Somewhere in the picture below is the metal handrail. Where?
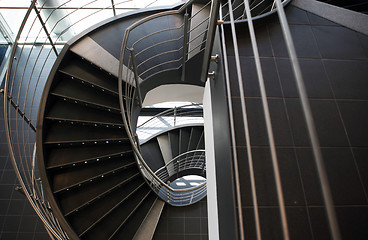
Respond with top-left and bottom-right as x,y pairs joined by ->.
118,0 -> 215,206
136,104 -> 203,143
2,0 -> 289,237
3,0 -> 188,239
155,150 -> 206,182
221,0 -> 291,22
137,103 -> 203,127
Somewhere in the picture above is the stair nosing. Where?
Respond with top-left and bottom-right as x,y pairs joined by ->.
59,69 -> 119,96
64,172 -> 141,217
44,137 -> 129,145
45,117 -> 125,127
47,150 -> 133,170
52,162 -> 136,193
50,92 -> 120,112
107,190 -> 152,240
78,182 -> 146,237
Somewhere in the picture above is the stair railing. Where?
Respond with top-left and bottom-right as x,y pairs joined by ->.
3,0 -> 186,239
119,0 -> 220,206
136,103 -> 204,143
154,149 -> 206,183
221,0 -> 291,22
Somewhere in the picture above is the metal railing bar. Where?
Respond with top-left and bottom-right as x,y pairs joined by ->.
200,0 -> 220,82
132,24 -> 184,48
227,1 -> 259,240
187,15 -> 210,34
138,57 -> 182,78
1,91 -> 36,132
186,39 -> 207,55
136,47 -> 183,69
244,0 -> 290,239
137,104 -> 202,127
188,0 -> 212,20
33,5 -> 59,56
181,12 -> 189,81
222,1 -> 244,19
135,36 -> 184,58
274,0 -> 341,239
111,0 -> 116,16
187,27 -> 208,45
218,6 -> 246,240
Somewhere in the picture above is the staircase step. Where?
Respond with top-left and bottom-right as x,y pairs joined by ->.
157,134 -> 173,165
188,127 -> 203,151
51,77 -> 120,111
59,55 -> 118,95
140,139 -> 165,172
52,156 -> 135,193
46,144 -> 132,169
132,198 -> 165,240
111,193 -> 158,240
197,129 -> 205,149
81,185 -> 152,240
179,127 -> 190,155
68,180 -> 145,237
168,129 -> 180,158
44,122 -> 128,144
46,99 -> 124,126
58,168 -> 140,216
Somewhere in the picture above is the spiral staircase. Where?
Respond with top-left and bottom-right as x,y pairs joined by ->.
3,0 -> 291,239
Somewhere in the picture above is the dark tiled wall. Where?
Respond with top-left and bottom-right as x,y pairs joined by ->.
0,45 -> 59,239
153,198 -> 208,240
225,6 -> 368,240
0,91 -> 49,240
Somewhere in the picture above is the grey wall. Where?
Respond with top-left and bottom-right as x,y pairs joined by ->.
225,5 -> 368,240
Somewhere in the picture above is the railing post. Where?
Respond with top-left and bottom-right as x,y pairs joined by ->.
174,106 -> 177,126
129,48 -> 143,107
200,0 -> 221,83
1,89 -> 37,132
181,12 -> 189,81
33,5 -> 58,56
111,0 -> 116,16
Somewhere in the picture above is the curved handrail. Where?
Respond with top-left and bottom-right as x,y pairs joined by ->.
155,149 -> 206,183
118,0 -> 215,206
137,103 -> 203,128
221,0 -> 291,23
3,0 -> 188,239
137,104 -> 204,143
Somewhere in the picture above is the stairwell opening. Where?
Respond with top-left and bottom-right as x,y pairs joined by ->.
136,101 -> 207,205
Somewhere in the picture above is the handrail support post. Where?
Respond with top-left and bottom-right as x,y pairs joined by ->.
33,5 -> 58,56
181,13 -> 189,82
129,48 -> 143,108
